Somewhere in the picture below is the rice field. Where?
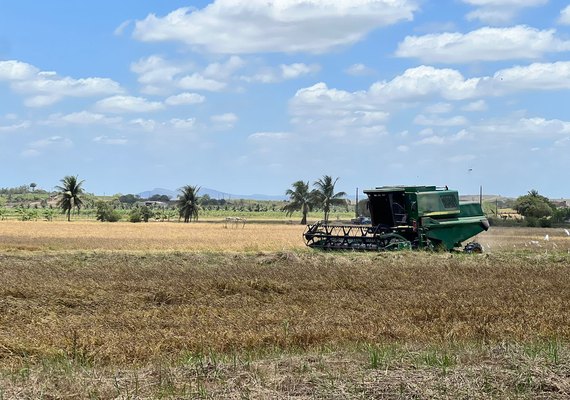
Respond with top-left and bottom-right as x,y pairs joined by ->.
0,221 -> 569,398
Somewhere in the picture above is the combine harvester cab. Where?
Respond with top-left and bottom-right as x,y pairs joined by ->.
304,186 -> 489,252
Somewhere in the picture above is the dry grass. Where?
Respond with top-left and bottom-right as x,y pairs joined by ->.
1,220 -> 570,253
0,220 -> 306,252
1,222 -> 570,398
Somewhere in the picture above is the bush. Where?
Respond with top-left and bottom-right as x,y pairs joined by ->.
539,217 -> 552,228
95,201 -> 121,222
129,208 -> 142,223
525,216 -> 537,227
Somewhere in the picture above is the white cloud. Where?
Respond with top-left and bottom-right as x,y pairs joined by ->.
179,73 -> 226,91
369,66 -> 479,101
560,5 -> 570,25
203,56 -> 246,79
423,102 -> 452,114
461,0 -> 547,24
280,63 -> 320,79
476,117 -> 570,137
0,121 -> 31,132
165,92 -> 206,106
114,20 -> 132,36
242,63 -> 320,83
483,61 -> 570,93
414,129 -> 471,145
397,145 -> 409,152
210,113 -> 238,129
290,82 -> 390,137
168,118 -> 197,130
1,60 -> 123,107
131,55 -> 185,92
414,114 -> 468,126
130,118 -> 157,132
0,60 -> 38,80
345,63 -> 375,76
290,62 -> 570,140
133,1 -> 418,54
41,111 -> 121,126
21,136 -> 73,157
396,26 -> 570,63
93,136 -> 128,145
95,96 -> 164,113
462,100 -> 487,112
21,149 -> 41,158
248,132 -> 292,141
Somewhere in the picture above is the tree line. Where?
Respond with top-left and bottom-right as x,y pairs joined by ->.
40,174 -> 349,224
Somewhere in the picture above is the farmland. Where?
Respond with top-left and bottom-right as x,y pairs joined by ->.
0,222 -> 570,398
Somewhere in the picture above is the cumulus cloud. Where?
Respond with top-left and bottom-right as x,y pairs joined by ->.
461,0 -> 547,24
423,102 -> 452,114
290,82 -> 390,137
290,62 -> 570,139
559,5 -> 570,25
131,55 -> 244,94
369,66 -> 479,101
462,100 -> 487,112
0,60 -> 123,107
242,63 -> 320,83
95,96 -> 164,113
345,63 -> 375,76
133,1 -> 418,54
396,26 -> 570,63
414,114 -> 468,126
40,111 -> 121,126
476,117 -> 570,137
0,60 -> 38,80
210,113 -> 238,129
131,55 -> 185,94
165,92 -> 206,106
179,73 -> 226,91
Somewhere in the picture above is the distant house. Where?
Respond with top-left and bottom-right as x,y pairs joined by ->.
551,200 -> 569,208
138,201 -> 168,208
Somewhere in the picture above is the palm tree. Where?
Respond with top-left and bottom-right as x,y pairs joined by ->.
312,175 -> 347,224
177,185 -> 200,223
55,175 -> 85,222
283,181 -> 315,225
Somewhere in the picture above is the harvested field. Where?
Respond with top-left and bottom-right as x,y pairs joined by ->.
1,221 -> 569,253
0,221 -> 305,252
0,222 -> 570,398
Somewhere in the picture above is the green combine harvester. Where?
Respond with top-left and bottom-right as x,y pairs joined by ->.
304,185 -> 489,252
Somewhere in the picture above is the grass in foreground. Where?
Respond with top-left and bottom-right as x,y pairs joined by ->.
0,250 -> 569,398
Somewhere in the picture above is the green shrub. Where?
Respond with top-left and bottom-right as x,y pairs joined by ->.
95,201 -> 121,222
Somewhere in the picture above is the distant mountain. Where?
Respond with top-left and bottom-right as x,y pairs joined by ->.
137,188 -> 178,200
137,187 -> 286,201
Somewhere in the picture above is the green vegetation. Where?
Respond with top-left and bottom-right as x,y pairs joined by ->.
312,175 -> 348,223
55,175 -> 85,222
283,180 -> 313,224
283,175 -> 349,224
95,200 -> 122,222
177,185 -> 201,223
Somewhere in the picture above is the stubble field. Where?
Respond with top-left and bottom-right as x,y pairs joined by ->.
0,221 -> 569,398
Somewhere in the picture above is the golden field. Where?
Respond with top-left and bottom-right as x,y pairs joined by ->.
0,221 -> 570,398
0,220 -> 306,252
1,220 -> 569,253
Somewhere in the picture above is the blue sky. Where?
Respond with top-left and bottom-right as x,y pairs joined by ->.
1,0 -> 570,198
